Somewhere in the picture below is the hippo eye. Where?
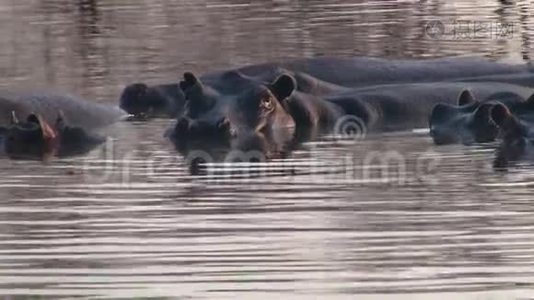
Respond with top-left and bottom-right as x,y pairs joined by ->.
261,95 -> 274,111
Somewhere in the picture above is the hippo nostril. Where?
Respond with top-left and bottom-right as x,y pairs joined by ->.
217,118 -> 230,130
216,118 -> 237,138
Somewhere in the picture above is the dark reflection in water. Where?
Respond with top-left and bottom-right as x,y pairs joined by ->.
2,0 -> 534,299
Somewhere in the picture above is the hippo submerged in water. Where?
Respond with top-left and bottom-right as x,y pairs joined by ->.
165,66 -> 534,165
120,56 -> 534,119
429,87 -> 534,145
119,82 -> 185,119
491,104 -> 534,169
0,92 -> 125,159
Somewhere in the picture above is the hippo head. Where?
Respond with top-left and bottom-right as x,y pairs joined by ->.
4,112 -> 59,159
168,71 -> 296,158
491,104 -> 532,168
119,82 -> 183,119
3,111 -> 105,159
429,90 -> 501,145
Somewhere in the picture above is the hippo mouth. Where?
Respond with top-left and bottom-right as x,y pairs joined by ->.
125,113 -> 151,122
429,126 -> 461,145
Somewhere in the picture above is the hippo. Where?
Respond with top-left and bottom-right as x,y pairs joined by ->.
1,111 -> 107,159
491,104 -> 534,169
429,85 -> 534,145
0,92 -> 125,159
0,92 -> 125,129
168,69 -> 534,161
119,83 -> 185,119
121,56 -> 533,119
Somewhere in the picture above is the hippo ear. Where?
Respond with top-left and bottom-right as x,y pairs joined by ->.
26,113 -> 40,125
10,111 -> 19,125
490,103 -> 513,127
473,102 -> 495,123
27,113 -> 58,142
270,74 -> 296,102
524,93 -> 534,108
457,89 -> 478,106
179,72 -> 201,92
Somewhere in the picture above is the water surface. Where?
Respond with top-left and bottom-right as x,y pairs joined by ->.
1,0 -> 534,299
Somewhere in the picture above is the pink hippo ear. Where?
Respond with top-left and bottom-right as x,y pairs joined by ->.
457,89 -> 478,106
27,113 -> 59,158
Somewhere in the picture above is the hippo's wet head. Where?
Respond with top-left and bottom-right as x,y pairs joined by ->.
3,111 -> 105,159
4,112 -> 59,159
119,82 -> 183,118
168,71 -> 296,156
119,83 -> 150,116
429,90 -> 501,145
491,104 -> 533,168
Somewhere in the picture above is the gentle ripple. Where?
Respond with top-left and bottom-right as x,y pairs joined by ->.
1,0 -> 534,299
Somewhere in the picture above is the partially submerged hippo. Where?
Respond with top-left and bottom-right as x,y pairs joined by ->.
429,85 -> 534,145
0,92 -> 125,159
167,68 -> 534,161
119,83 -> 185,119
2,111 -> 107,159
121,56 -> 533,119
491,104 -> 534,169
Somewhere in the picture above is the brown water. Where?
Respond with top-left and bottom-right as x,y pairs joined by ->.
2,0 -> 534,299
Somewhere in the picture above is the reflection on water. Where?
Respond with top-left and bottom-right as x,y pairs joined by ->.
1,0 -> 534,298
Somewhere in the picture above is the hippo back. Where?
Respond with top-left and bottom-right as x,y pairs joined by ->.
236,56 -> 533,88
329,81 -> 534,132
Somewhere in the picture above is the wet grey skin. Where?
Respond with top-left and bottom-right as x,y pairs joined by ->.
120,56 -> 534,119
0,92 -> 126,129
455,72 -> 534,89
167,71 -> 301,160
429,85 -> 534,145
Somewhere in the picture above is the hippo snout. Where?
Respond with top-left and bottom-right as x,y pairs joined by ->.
171,117 -> 234,141
430,126 -> 460,145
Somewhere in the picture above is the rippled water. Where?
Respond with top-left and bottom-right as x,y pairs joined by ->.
2,0 -> 534,299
